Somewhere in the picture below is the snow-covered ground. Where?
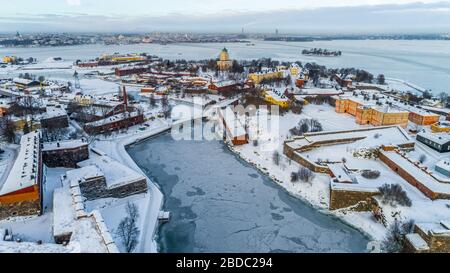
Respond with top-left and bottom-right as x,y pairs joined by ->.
85,194 -> 148,253
90,118 -> 171,252
0,214 -> 54,243
231,103 -> 450,242
42,167 -> 71,212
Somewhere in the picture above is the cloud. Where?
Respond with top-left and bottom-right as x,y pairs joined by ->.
2,1 -> 450,33
66,0 -> 81,6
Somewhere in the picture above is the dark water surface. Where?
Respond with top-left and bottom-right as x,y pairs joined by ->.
127,131 -> 369,253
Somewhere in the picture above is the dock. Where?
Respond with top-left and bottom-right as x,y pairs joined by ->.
158,211 -> 170,222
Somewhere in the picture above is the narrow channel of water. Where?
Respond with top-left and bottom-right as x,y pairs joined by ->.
127,130 -> 369,253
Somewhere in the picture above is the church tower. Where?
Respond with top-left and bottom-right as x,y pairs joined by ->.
217,48 -> 233,71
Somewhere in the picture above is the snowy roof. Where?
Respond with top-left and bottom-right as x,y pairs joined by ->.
328,164 -> 353,183
407,106 -> 440,117
66,165 -> 104,186
421,106 -> 450,115
85,111 -> 141,127
338,92 -> 441,116
436,158 -> 450,170
417,132 -> 450,145
286,126 -> 411,152
219,107 -> 247,138
211,80 -> 238,87
0,241 -> 74,253
265,89 -> 289,102
77,156 -> 146,189
380,150 -> 450,195
405,233 -> 429,251
42,139 -> 88,152
13,78 -> 37,86
250,68 -> 281,75
0,131 -> 40,196
42,106 -> 67,119
299,88 -> 343,96
370,105 -> 408,114
65,215 -> 108,253
416,221 -> 450,236
330,181 -> 380,193
435,121 -> 450,128
53,187 -> 76,238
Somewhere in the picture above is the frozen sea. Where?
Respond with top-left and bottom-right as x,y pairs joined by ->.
1,39 -> 450,94
127,130 -> 369,253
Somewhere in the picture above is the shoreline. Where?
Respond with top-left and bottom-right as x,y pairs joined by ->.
95,123 -> 171,253
227,144 -> 377,248
108,121 -> 374,253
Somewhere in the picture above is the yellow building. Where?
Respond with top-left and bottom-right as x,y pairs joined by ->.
217,48 -> 233,71
74,95 -> 94,106
264,89 -> 290,108
99,54 -> 146,63
289,64 -> 301,77
336,97 -> 409,127
248,69 -> 285,84
2,56 -> 17,63
111,56 -> 146,62
13,117 -> 41,132
431,121 -> 450,133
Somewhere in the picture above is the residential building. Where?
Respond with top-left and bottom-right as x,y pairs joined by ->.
74,94 -> 94,106
84,111 -> 144,135
115,65 -> 148,77
2,56 -> 16,64
218,107 -> 248,146
248,68 -> 285,84
40,106 -> 69,129
12,78 -> 41,90
417,132 -> 450,153
264,89 -> 290,108
431,121 -> 450,133
0,131 -> 43,220
208,80 -> 241,96
333,74 -> 353,87
335,97 -> 409,127
435,159 -> 450,177
408,109 -> 440,126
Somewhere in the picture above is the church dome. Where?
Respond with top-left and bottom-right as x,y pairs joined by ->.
219,48 -> 230,61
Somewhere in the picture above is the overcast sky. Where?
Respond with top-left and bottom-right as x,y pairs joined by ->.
1,0 -> 450,33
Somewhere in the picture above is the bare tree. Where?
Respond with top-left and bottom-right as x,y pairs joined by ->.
291,171 -> 299,182
382,219 -> 415,253
419,154 -> 427,164
298,167 -> 315,183
290,118 -> 323,136
163,105 -> 172,120
116,202 -> 140,253
272,151 -> 281,166
438,92 -> 448,106
149,94 -> 156,107
161,94 -> 169,108
0,116 -> 17,143
378,184 -> 412,207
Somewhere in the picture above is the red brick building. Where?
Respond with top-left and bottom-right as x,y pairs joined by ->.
115,66 -> 149,77
208,80 -> 242,97
84,111 -> 144,135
